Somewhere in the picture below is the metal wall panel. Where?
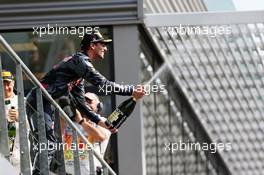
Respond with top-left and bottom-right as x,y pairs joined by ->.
0,0 -> 141,30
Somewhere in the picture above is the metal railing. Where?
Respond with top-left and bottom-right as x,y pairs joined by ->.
0,34 -> 116,175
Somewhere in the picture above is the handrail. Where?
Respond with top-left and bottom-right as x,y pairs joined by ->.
0,34 -> 117,175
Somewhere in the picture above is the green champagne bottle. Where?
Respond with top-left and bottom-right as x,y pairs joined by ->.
106,97 -> 137,129
8,122 -> 16,154
8,122 -> 16,138
7,106 -> 16,153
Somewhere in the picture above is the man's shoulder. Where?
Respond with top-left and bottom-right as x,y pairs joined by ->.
71,52 -> 93,65
74,52 -> 89,60
73,52 -> 95,69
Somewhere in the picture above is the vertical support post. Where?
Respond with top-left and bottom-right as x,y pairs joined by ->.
168,99 -> 173,175
72,129 -> 81,175
154,92 -> 159,175
52,109 -> 66,174
88,148 -> 95,175
0,56 -> 10,161
36,88 -> 49,174
137,0 -> 144,22
206,157 -> 209,175
103,164 -> 109,175
194,126 -> 199,174
154,119 -> 159,175
114,25 -> 146,175
16,63 -> 31,174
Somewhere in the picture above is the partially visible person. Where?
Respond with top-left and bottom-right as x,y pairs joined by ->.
3,70 -> 24,171
63,92 -> 111,175
83,92 -> 111,175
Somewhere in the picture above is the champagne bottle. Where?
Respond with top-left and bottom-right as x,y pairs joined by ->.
8,122 -> 16,138
106,97 -> 137,129
7,106 -> 16,153
8,122 -> 16,154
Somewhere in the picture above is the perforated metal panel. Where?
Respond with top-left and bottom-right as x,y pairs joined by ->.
146,23 -> 264,175
143,0 -> 264,175
140,51 -> 218,175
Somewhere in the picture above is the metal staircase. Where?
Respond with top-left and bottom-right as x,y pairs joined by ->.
0,34 -> 116,175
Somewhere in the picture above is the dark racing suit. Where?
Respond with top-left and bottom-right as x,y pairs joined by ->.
26,51 -> 133,173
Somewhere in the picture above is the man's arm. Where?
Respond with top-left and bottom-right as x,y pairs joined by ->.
69,82 -> 117,133
70,82 -> 102,125
82,60 -> 145,98
69,54 -> 144,127
68,55 -> 131,124
71,54 -> 145,97
79,59 -> 133,96
75,110 -> 107,142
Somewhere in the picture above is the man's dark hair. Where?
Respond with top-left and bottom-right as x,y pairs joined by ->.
80,31 -> 112,52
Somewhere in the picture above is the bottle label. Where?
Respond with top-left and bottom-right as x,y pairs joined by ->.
9,137 -> 15,154
108,108 -> 124,123
115,115 -> 128,128
8,122 -> 16,154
